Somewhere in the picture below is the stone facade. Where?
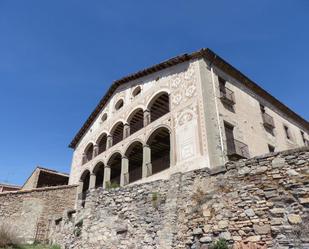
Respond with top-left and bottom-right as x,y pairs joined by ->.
68,49 -> 309,199
0,185 -> 77,244
50,147 -> 309,249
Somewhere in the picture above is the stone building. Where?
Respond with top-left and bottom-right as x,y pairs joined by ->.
22,166 -> 69,190
68,48 -> 309,198
0,183 -> 21,192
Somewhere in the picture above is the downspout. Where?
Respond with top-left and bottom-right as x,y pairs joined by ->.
209,56 -> 225,162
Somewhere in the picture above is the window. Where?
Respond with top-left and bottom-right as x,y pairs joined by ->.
132,86 -> 141,97
268,144 -> 275,153
300,131 -> 308,145
284,125 -> 291,140
260,104 -> 265,113
101,113 -> 107,122
218,76 -> 226,93
115,99 -> 124,110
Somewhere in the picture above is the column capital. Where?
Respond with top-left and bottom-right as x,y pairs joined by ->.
144,109 -> 150,113
122,155 -> 128,160
104,164 -> 111,169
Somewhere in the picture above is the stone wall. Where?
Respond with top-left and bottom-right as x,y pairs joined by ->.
50,147 -> 309,249
0,185 -> 77,244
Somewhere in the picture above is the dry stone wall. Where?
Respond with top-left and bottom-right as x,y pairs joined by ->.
0,185 -> 77,244
50,147 -> 309,249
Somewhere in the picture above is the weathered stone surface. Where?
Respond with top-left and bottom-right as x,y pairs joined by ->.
244,208 -> 255,217
253,224 -> 271,235
48,148 -> 309,249
287,214 -> 302,224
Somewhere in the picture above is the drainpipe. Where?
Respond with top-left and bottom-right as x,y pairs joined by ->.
209,56 -> 225,162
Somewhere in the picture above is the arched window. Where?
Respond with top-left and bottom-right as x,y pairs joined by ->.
148,92 -> 169,122
115,99 -> 124,110
80,170 -> 90,207
147,127 -> 170,175
132,86 -> 141,97
111,122 -> 124,146
107,153 -> 122,186
101,113 -> 108,122
97,133 -> 107,154
125,141 -> 143,183
93,162 -> 104,188
84,144 -> 94,164
127,108 -> 144,135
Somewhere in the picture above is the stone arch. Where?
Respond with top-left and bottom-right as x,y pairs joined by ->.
147,91 -> 170,123
79,169 -> 90,206
96,132 -> 108,154
125,141 -> 143,183
146,126 -> 171,175
127,108 -> 144,135
92,162 -> 105,188
83,143 -> 94,164
110,121 -> 124,146
107,152 -> 122,186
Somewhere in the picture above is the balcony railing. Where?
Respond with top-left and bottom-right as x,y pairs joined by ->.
220,87 -> 235,105
227,139 -> 250,160
262,113 -> 275,129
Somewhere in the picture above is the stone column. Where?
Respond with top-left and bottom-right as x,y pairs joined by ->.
103,165 -> 111,189
89,173 -> 96,189
169,130 -> 175,167
142,144 -> 152,178
123,123 -> 130,139
121,156 -> 129,186
106,135 -> 113,149
143,109 -> 151,127
93,144 -> 99,158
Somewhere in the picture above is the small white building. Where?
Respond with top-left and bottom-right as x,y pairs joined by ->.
68,48 -> 309,198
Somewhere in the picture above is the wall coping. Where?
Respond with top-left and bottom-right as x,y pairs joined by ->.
0,184 -> 78,196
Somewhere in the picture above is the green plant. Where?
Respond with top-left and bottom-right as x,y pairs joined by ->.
50,244 -> 61,249
209,238 -> 228,249
151,192 -> 160,209
73,219 -> 83,237
105,181 -> 120,190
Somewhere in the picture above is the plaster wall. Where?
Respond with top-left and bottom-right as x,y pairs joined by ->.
69,60 -> 209,185
199,59 -> 308,166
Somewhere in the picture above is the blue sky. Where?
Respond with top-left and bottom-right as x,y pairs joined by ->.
0,1 -> 308,185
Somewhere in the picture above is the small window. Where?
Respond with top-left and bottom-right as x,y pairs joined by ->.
218,76 -> 226,93
260,104 -> 265,113
101,113 -> 107,122
268,144 -> 275,153
300,131 -> 307,145
115,99 -> 124,110
132,86 -> 141,97
284,125 -> 291,140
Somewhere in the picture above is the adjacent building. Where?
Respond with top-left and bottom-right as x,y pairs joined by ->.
0,183 -> 21,193
68,48 -> 309,198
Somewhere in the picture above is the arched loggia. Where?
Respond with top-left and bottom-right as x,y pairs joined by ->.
111,122 -> 124,146
127,108 -> 144,135
93,162 -> 104,188
125,141 -> 143,183
97,133 -> 107,154
147,127 -> 171,175
80,170 -> 90,207
148,92 -> 170,123
83,143 -> 94,164
107,153 -> 122,186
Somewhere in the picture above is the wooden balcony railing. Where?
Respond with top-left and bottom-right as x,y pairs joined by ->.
262,112 -> 275,129
227,138 -> 250,160
220,87 -> 235,106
